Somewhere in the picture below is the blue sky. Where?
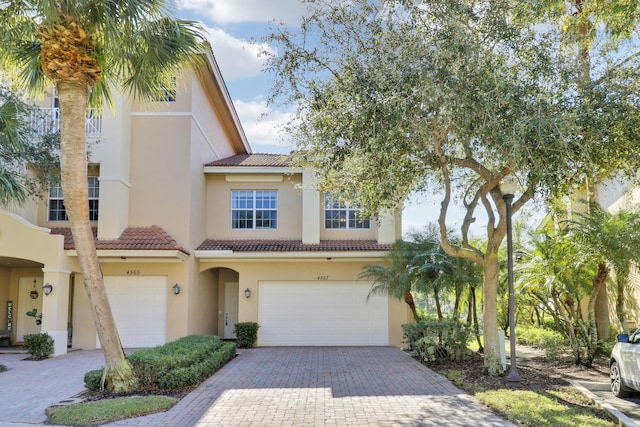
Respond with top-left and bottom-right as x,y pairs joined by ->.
174,0 -> 476,235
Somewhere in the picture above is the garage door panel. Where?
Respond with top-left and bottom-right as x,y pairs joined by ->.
258,281 -> 388,346
102,276 -> 167,348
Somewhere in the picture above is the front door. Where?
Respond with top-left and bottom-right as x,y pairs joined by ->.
224,282 -> 239,339
17,277 -> 43,342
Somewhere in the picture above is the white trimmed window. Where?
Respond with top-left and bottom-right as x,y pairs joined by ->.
231,190 -> 278,229
48,176 -> 100,221
324,194 -> 370,229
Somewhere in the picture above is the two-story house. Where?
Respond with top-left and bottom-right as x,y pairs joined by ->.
0,49 -> 408,356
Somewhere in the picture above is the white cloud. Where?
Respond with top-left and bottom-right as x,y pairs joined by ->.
234,99 -> 295,150
178,0 -> 307,25
204,26 -> 273,81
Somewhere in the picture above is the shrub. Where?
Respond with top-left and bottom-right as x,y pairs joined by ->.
84,369 -> 103,391
516,326 -> 566,359
84,335 -> 236,392
22,333 -> 54,360
234,322 -> 259,348
0,363 -> 7,373
402,319 -> 472,364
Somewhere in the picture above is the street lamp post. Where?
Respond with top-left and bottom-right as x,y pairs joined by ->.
501,179 -> 521,387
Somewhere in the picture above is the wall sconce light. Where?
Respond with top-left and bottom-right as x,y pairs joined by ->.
244,288 -> 251,298
172,283 -> 181,295
43,283 -> 53,296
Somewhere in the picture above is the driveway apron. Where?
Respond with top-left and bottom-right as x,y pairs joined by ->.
107,347 -> 513,427
1,347 -> 514,427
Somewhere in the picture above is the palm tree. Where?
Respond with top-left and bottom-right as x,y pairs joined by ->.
361,240 -> 421,321
0,1 -> 205,392
0,88 -> 37,205
569,206 -> 640,347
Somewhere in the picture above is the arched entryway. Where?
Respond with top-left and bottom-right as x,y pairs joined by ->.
202,267 -> 239,340
0,211 -> 73,355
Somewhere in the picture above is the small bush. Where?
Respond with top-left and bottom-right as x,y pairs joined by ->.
234,322 -> 259,348
22,333 -> 54,360
0,364 -> 7,372
84,369 -> 103,391
516,326 -> 566,359
403,319 -> 472,364
84,335 -> 236,392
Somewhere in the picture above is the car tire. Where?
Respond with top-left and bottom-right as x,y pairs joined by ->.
610,361 -> 630,398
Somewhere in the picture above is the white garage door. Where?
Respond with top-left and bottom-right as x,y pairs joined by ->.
102,276 -> 167,348
258,281 -> 388,346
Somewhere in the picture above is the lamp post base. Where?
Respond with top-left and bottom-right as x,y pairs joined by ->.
506,369 -> 521,388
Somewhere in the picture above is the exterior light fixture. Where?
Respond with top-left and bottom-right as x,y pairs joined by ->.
500,177 -> 521,387
172,283 -> 181,295
43,283 -> 53,296
244,288 -> 251,298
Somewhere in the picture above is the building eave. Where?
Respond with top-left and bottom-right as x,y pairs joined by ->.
66,250 -> 189,262
194,250 -> 388,262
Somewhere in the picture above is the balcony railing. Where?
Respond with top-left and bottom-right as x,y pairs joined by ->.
30,108 -> 102,136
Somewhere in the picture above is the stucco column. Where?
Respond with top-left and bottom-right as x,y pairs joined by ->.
302,169 -> 320,244
377,210 -> 398,244
40,268 -> 72,356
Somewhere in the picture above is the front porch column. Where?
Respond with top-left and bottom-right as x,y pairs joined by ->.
41,268 -> 72,356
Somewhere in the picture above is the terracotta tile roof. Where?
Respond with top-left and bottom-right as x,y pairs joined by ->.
196,239 -> 392,252
50,225 -> 190,255
205,153 -> 291,167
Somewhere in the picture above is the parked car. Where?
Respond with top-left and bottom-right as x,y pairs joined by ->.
610,329 -> 640,397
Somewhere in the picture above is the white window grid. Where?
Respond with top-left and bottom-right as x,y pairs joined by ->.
231,190 -> 278,229
324,194 -> 370,229
48,176 -> 100,221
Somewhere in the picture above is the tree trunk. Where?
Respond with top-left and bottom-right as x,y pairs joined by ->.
586,262 -> 608,366
434,287 -> 443,320
616,277 -> 628,333
595,280 -> 610,341
58,81 -> 138,393
404,290 -> 420,322
471,286 -> 483,352
482,254 -> 502,376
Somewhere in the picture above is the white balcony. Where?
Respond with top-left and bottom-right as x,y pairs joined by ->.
30,108 -> 102,136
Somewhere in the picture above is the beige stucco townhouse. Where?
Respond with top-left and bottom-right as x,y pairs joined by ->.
0,50 -> 410,356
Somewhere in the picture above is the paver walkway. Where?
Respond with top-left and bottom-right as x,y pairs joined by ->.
1,347 -> 514,427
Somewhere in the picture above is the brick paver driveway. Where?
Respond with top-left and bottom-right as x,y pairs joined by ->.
108,347 -> 513,427
0,347 -> 514,426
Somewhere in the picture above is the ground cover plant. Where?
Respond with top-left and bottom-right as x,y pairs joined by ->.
47,396 -> 176,426
49,335 -> 235,426
431,346 -> 618,426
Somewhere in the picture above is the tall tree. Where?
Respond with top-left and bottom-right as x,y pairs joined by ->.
264,0 -> 640,375
0,0 -> 205,392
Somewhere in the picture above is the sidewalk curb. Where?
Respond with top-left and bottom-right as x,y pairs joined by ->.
568,380 -> 639,427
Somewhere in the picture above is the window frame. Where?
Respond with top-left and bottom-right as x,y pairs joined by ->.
323,193 -> 371,230
47,175 -> 100,222
231,190 -> 278,230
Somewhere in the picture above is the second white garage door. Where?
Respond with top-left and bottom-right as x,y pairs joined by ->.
103,276 -> 167,348
258,281 -> 388,346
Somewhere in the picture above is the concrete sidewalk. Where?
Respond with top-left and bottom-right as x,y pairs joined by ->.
1,347 -> 514,427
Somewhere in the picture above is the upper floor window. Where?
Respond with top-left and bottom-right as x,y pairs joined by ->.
231,190 -> 277,229
324,194 -> 370,229
48,176 -> 100,221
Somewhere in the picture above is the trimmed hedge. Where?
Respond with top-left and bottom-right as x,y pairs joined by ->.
84,335 -> 236,392
233,322 -> 259,348
23,333 -> 54,360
